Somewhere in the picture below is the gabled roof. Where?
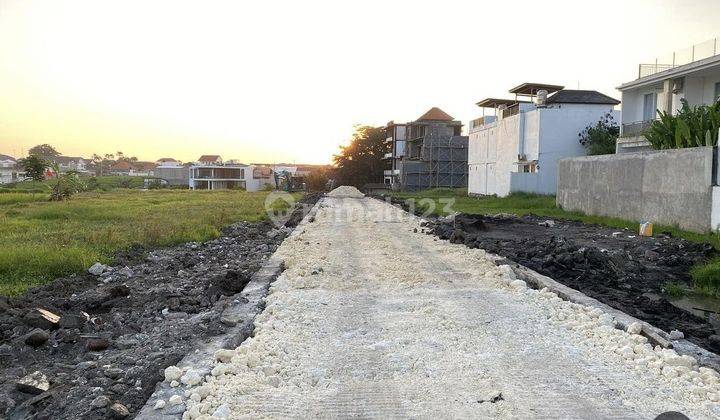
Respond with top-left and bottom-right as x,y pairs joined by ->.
416,107 -> 454,121
156,157 -> 178,162
547,90 -> 620,105
111,161 -> 132,170
132,161 -> 157,171
0,154 -> 16,162
198,155 -> 222,162
509,82 -> 564,95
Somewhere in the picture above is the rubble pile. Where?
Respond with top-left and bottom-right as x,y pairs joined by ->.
427,212 -> 720,353
0,194 -> 320,419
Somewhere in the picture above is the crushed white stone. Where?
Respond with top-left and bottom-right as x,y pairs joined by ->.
627,321 -> 643,335
153,399 -> 166,409
179,196 -> 720,419
326,185 -> 365,198
164,366 -> 182,382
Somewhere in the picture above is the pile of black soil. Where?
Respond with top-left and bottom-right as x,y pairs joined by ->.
0,193 -> 320,420
422,211 -> 720,353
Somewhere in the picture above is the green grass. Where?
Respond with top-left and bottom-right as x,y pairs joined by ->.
394,188 -> 720,295
0,189 -> 296,296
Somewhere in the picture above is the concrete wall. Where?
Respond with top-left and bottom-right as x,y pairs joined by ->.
557,147 -> 716,233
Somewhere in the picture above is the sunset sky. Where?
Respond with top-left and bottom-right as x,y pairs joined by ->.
1,0 -> 720,164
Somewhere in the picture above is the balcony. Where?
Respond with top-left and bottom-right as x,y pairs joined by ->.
621,120 -> 654,138
637,37 -> 719,79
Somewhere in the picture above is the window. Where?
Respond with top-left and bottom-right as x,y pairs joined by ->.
643,93 -> 657,121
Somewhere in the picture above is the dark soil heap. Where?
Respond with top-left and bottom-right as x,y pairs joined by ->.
426,211 -> 720,354
0,193 -> 321,420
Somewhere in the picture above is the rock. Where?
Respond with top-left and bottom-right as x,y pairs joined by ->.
164,365 -> 183,382
669,330 -> 684,340
611,232 -> 623,238
538,220 -> 555,227
214,349 -> 235,363
86,338 -> 110,351
104,367 -> 124,379
154,399 -> 166,409
88,262 -> 108,276
509,280 -> 527,290
109,403 -> 130,418
24,329 -> 50,347
59,313 -> 87,329
626,322 -> 643,335
16,371 -> 50,395
118,267 -> 134,278
91,395 -> 110,408
180,368 -> 202,386
644,250 -> 660,261
168,394 -> 183,406
22,309 -> 59,330
213,404 -> 231,418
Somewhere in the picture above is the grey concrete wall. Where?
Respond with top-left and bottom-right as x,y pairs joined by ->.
557,147 -> 715,233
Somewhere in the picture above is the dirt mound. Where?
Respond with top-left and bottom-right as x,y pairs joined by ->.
0,194 -> 321,419
427,212 -> 720,353
327,186 -> 365,198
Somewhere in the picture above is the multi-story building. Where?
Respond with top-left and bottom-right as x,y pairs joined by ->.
382,121 -> 406,187
617,37 -> 720,153
383,108 -> 468,191
53,156 -> 91,174
468,82 -> 619,197
0,154 -> 20,184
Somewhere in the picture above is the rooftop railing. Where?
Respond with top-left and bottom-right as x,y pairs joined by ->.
638,37 -> 720,79
621,120 -> 654,138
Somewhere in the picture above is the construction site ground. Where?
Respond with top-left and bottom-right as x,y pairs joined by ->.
167,188 -> 720,419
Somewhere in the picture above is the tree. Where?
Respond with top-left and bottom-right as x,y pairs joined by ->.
28,144 -> 60,160
18,155 -> 48,181
578,113 -> 620,155
332,125 -> 386,187
49,163 -> 85,201
306,166 -> 334,191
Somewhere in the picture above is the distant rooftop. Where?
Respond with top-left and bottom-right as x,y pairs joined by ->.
475,98 -> 529,108
547,90 -> 620,105
509,82 -> 564,95
0,154 -> 16,161
416,107 -> 455,121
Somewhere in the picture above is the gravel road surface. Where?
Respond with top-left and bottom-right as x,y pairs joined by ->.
166,190 -> 720,419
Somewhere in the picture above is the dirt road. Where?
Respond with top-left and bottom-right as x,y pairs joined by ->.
174,192 -> 720,419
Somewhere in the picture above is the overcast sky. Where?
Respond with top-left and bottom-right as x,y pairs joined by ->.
1,0 -> 720,164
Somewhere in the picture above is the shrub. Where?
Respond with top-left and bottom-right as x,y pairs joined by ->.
578,113 -> 619,155
645,99 -> 720,149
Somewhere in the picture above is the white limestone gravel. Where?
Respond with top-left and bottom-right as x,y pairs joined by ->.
168,193 -> 720,419
325,185 -> 365,198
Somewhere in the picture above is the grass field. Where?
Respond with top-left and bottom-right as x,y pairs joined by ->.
394,188 -> 720,295
0,189 -> 294,295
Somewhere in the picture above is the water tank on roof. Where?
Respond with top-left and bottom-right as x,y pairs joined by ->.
536,90 -> 548,107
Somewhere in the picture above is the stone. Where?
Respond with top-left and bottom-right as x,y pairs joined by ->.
154,399 -> 166,409
214,349 -> 235,363
118,267 -> 134,278
180,368 -> 202,386
24,329 -> 50,347
91,395 -> 110,408
644,250 -> 660,261
509,280 -> 527,290
22,309 -> 58,330
538,220 -> 555,227
104,367 -> 124,379
626,322 -> 642,335
164,365 -> 183,382
88,262 -> 108,276
16,371 -> 50,395
168,394 -> 183,406
669,330 -> 684,340
86,338 -> 110,351
212,404 -> 231,418
109,403 -> 130,418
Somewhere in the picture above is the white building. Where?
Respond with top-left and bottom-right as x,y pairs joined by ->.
188,159 -> 275,191
0,154 -> 20,184
468,83 -> 620,197
617,37 -> 720,153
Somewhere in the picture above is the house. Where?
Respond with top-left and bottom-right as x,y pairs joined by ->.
245,166 -> 276,192
0,154 -> 20,184
189,156 -> 246,190
155,163 -> 190,186
468,82 -> 620,197
129,161 -> 157,177
53,156 -> 90,174
617,36 -> 720,153
156,157 -> 181,166
383,121 -> 406,187
197,155 -> 223,165
109,160 -> 133,175
385,107 -> 468,191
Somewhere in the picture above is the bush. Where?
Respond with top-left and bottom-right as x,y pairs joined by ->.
578,113 -> 619,155
645,99 -> 720,149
